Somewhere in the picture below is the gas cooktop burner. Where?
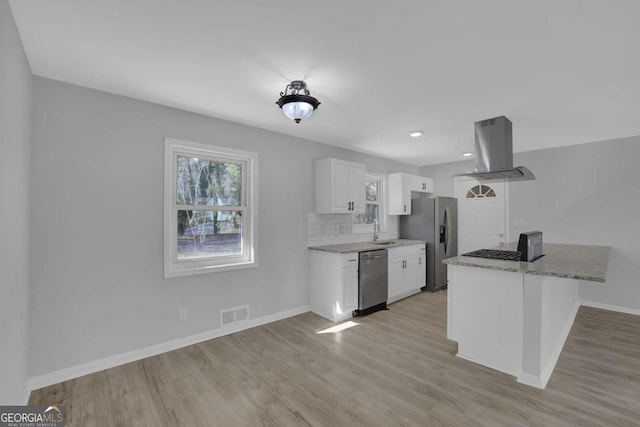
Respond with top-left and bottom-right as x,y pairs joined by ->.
462,249 -> 522,261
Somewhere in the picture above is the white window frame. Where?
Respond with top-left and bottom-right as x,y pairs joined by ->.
353,173 -> 387,234
164,138 -> 258,278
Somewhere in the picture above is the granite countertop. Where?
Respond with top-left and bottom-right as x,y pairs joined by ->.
443,243 -> 610,283
309,239 -> 426,254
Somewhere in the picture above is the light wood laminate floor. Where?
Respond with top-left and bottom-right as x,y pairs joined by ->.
30,291 -> 640,426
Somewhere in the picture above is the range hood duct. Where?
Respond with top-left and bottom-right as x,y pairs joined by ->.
456,116 -> 535,181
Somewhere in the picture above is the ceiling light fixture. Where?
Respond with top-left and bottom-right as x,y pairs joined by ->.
462,152 -> 473,157
275,80 -> 321,123
409,131 -> 424,137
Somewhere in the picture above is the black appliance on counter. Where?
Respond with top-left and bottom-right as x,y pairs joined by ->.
517,231 -> 544,262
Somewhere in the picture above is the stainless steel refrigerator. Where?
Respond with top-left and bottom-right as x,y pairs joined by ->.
399,196 -> 457,292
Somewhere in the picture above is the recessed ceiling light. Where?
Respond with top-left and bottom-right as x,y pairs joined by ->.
409,131 -> 424,137
462,152 -> 473,157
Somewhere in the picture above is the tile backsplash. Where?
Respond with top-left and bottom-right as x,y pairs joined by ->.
308,213 -> 399,246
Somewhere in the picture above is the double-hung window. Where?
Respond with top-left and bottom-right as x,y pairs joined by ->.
353,174 -> 386,233
164,138 -> 257,278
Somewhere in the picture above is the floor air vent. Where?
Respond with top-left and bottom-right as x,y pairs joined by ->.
220,305 -> 250,327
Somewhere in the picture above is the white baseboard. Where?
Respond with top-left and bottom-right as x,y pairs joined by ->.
538,300 -> 580,389
28,304 -> 310,392
455,352 -> 519,379
20,383 -> 31,405
388,288 -> 422,305
25,299 -> 639,397
580,300 -> 640,316
516,372 -> 544,389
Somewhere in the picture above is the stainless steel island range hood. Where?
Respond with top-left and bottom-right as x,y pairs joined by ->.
456,116 -> 535,181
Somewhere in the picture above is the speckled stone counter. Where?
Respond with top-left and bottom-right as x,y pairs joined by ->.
443,243 -> 610,283
309,239 -> 426,254
447,242 -> 611,390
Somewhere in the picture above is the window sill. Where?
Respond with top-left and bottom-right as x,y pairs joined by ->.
164,260 -> 258,279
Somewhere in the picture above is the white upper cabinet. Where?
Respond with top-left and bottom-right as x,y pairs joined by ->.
387,173 -> 412,215
411,174 -> 434,193
387,172 -> 434,215
316,158 -> 365,214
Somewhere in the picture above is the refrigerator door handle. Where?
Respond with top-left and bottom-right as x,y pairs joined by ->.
443,206 -> 451,257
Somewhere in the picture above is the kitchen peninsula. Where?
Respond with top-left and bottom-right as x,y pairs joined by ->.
444,243 -> 610,389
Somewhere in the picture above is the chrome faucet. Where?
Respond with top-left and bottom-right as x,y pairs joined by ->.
373,220 -> 379,241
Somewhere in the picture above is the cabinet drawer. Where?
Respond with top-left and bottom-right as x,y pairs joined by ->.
388,245 -> 421,259
342,253 -> 359,267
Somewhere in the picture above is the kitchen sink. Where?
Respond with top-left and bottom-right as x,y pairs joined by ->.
372,241 -> 399,246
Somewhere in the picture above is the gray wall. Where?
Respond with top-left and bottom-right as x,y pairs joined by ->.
29,77 -> 419,377
421,136 -> 640,310
0,0 -> 32,403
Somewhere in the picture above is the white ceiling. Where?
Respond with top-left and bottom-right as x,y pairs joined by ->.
9,0 -> 640,166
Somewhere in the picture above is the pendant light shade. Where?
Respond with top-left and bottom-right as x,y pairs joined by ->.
276,80 -> 321,123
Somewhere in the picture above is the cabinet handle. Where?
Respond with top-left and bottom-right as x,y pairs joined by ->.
348,259 -> 357,262
403,204 -> 406,213
419,257 -> 421,265
422,183 -> 426,190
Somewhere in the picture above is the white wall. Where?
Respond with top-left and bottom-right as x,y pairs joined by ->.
28,77 -> 419,378
421,136 -> 640,311
0,0 -> 32,404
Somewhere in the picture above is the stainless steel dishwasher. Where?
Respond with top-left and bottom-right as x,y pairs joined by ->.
353,249 -> 388,316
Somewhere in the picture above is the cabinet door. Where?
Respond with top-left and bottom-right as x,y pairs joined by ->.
387,173 -> 411,215
349,162 -> 366,213
411,175 -> 434,193
403,256 -> 419,292
417,248 -> 427,288
330,159 -> 351,213
342,265 -> 358,313
388,258 -> 405,299
389,256 -> 417,299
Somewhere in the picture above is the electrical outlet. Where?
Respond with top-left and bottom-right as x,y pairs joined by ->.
179,307 -> 188,321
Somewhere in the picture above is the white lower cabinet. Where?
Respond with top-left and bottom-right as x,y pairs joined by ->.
342,261 -> 358,314
311,244 -> 426,320
417,245 -> 427,288
388,244 -> 426,304
310,251 -> 359,322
